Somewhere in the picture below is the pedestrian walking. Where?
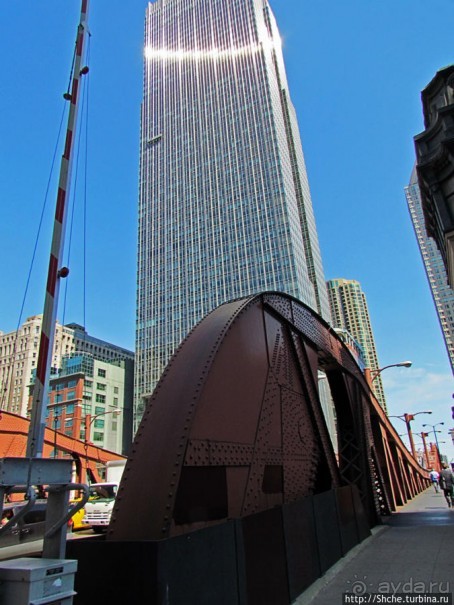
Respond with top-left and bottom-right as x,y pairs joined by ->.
429,468 -> 440,493
439,463 -> 454,508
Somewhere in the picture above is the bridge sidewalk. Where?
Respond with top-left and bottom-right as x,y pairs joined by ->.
295,487 -> 454,605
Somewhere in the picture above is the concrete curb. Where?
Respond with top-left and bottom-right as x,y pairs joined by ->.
293,525 -> 389,605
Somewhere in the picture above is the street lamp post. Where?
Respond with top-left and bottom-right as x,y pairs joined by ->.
84,408 -> 121,483
389,410 -> 432,459
422,422 -> 445,469
419,431 -> 431,469
370,361 -> 412,382
411,432 -> 431,468
53,409 -> 59,458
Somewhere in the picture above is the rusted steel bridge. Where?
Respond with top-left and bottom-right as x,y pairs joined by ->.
110,292 -> 428,541
70,292 -> 429,604
0,411 -> 125,485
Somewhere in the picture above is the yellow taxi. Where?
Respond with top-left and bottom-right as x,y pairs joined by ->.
68,498 -> 91,532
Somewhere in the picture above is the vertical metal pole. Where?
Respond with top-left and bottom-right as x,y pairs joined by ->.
27,0 -> 90,459
433,429 -> 442,469
85,413 -> 92,445
84,414 -> 91,483
405,413 -> 417,460
421,432 -> 430,469
43,488 -> 69,559
53,411 -> 58,457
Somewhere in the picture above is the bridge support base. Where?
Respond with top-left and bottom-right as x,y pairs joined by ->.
67,486 -> 370,605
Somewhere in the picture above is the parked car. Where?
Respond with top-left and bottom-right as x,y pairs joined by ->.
68,499 -> 91,532
0,501 -> 47,548
0,496 -> 91,549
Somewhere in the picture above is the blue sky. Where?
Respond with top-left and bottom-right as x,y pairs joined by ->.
1,1 -> 453,460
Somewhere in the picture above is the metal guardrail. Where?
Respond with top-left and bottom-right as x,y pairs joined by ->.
0,457 -> 89,559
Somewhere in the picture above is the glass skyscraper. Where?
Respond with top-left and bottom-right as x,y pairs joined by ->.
135,0 -> 331,424
405,167 -> 454,372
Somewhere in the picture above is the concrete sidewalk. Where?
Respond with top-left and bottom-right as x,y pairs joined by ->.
295,487 -> 454,604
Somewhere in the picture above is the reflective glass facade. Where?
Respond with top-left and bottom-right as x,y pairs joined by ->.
135,0 -> 331,424
405,168 -> 454,372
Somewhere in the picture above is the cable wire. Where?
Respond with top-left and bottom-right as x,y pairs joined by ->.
0,102 -> 68,413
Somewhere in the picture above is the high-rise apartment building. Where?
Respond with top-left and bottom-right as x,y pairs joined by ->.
405,168 -> 454,372
136,0 -> 331,423
327,279 -> 387,411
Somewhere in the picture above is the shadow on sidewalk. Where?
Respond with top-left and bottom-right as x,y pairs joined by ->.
386,489 -> 454,526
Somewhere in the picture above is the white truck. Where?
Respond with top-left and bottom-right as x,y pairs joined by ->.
83,459 -> 126,533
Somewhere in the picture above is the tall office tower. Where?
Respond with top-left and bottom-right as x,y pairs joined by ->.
405,168 -> 454,372
135,0 -> 331,424
327,279 -> 387,411
65,323 -> 135,364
